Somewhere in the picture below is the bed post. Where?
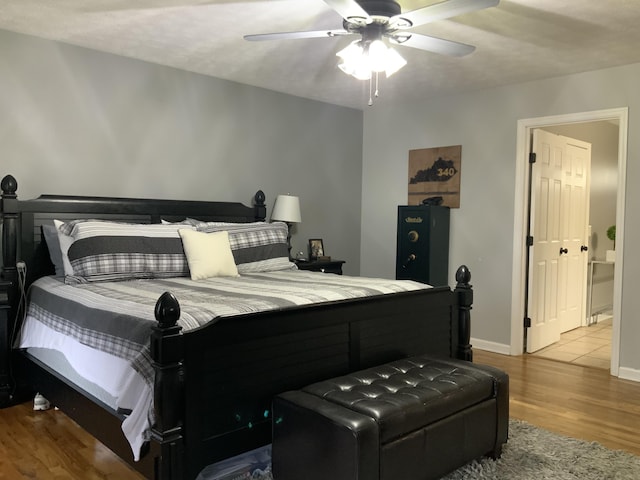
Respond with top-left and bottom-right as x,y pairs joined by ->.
454,265 -> 473,361
150,291 -> 185,480
254,190 -> 266,221
1,175 -> 19,407
1,175 -> 18,284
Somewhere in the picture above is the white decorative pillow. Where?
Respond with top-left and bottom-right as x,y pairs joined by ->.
179,229 -> 239,280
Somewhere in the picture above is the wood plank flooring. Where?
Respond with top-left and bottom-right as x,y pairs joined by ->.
475,350 -> 640,456
1,350 -> 640,479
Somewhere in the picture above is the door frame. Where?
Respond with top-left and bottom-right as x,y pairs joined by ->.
510,107 -> 628,376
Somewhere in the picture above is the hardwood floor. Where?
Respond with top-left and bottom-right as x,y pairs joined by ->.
1,350 -> 640,479
0,402 -> 145,480
475,350 -> 640,456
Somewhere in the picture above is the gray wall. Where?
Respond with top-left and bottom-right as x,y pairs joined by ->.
360,62 -> 640,373
0,30 -> 363,274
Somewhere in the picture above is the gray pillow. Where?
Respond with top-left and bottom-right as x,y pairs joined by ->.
41,223 -> 64,276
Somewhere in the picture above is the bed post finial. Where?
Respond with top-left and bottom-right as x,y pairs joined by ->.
454,265 -> 473,361
151,291 -> 184,479
254,190 -> 266,221
154,291 -> 181,328
1,175 -> 17,197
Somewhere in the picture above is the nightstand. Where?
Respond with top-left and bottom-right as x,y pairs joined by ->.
295,259 -> 345,275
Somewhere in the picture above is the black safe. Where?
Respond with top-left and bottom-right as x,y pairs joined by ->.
396,205 -> 450,286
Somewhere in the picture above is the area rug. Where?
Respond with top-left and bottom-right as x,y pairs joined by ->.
233,419 -> 640,480
441,419 -> 640,480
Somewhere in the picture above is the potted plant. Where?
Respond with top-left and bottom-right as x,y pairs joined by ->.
606,225 -> 616,262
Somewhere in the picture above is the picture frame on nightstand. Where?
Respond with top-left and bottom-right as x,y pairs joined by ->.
309,239 -> 325,260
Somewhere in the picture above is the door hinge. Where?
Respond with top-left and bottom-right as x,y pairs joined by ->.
529,152 -> 537,164
526,235 -> 534,246
524,317 -> 531,328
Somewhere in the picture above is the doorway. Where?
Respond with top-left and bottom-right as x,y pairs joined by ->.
525,128 -> 592,353
510,108 -> 628,376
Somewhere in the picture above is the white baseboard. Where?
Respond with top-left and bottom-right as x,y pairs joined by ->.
471,337 -> 511,355
618,367 -> 640,383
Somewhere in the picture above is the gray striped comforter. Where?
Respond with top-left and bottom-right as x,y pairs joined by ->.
25,271 -> 429,386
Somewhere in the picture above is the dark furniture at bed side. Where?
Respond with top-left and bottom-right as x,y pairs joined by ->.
0,174 -> 473,480
295,258 -> 345,274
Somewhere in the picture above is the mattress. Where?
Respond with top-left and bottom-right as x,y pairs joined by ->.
18,270 -> 430,459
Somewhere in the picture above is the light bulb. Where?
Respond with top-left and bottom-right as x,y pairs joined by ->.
368,40 -> 388,73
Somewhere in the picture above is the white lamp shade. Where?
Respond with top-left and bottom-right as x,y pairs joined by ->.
271,194 -> 301,223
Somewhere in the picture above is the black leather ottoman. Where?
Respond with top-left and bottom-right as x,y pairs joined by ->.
272,355 -> 509,480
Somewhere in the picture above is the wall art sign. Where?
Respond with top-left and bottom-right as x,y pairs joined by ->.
408,145 -> 461,208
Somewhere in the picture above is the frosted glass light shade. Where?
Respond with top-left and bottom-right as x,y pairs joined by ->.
337,41 -> 371,80
336,39 -> 406,80
383,46 -> 407,77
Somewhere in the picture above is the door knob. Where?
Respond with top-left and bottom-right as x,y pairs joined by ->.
581,245 -> 588,252
559,247 -> 568,255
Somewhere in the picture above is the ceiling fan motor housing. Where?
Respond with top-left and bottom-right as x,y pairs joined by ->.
358,0 -> 402,18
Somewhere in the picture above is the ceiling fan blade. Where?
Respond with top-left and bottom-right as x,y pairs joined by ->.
393,0 -> 499,29
244,30 -> 351,42
322,0 -> 371,23
391,32 -> 475,57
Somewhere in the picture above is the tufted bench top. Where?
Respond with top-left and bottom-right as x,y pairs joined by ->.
301,355 -> 498,443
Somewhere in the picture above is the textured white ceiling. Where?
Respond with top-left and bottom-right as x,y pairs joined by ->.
2,0 -> 640,109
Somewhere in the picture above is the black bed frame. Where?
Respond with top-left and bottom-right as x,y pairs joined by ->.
0,174 -> 473,480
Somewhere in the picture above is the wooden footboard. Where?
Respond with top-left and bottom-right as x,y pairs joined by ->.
149,267 -> 473,480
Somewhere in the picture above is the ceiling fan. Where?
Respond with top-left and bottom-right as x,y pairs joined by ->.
244,0 -> 499,103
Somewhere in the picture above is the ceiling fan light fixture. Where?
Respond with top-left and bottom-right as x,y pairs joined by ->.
336,39 -> 406,80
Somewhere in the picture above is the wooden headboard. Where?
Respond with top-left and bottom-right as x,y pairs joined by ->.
0,173 -> 266,309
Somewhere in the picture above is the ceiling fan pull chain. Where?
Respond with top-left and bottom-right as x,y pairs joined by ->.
368,76 -> 374,106
375,71 -> 380,98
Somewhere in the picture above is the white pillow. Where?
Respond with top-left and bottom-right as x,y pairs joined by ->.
178,229 -> 239,280
53,219 -> 75,276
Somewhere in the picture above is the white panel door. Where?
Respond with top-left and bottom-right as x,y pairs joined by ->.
527,129 -> 563,352
527,129 -> 591,352
561,139 -> 591,332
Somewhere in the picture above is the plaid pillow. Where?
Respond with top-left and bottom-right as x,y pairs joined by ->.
62,220 -> 193,283
194,221 -> 295,273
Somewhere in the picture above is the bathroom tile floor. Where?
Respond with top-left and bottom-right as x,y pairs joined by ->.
531,315 -> 612,369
